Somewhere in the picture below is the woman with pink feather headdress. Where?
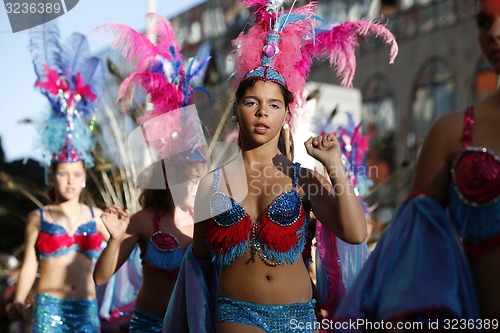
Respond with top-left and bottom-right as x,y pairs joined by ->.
92,14 -> 210,333
163,0 -> 397,332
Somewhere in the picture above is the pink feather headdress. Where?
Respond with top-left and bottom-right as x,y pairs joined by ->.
101,14 -> 210,122
233,0 -> 398,117
100,14 -> 210,158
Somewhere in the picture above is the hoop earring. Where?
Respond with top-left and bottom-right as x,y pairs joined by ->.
231,115 -> 238,123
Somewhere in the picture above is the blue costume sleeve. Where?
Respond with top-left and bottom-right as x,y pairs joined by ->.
333,195 -> 480,328
163,245 -> 221,333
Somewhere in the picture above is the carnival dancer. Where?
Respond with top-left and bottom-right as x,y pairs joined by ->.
7,22 -> 108,332
164,1 -> 397,332
93,14 -> 210,333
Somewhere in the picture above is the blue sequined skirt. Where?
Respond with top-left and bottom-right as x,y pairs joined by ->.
129,308 -> 163,333
216,297 -> 318,333
33,293 -> 99,333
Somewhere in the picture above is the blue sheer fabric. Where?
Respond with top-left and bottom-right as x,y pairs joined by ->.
314,220 -> 369,322
163,245 -> 221,333
334,195 -> 480,328
98,245 -> 143,331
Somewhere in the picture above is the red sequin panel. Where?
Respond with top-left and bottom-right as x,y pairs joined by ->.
76,232 -> 105,251
37,232 -> 74,253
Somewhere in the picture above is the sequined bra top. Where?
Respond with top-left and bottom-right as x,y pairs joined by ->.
448,106 -> 500,259
141,211 -> 185,277
207,162 -> 310,267
36,206 -> 105,260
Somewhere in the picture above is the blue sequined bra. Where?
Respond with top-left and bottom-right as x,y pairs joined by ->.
141,211 -> 185,277
207,162 -> 310,266
36,206 -> 105,260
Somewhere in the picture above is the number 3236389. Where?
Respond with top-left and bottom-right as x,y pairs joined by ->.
440,318 -> 499,330
5,2 -> 62,14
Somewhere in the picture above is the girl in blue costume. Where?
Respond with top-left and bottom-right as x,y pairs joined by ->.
95,188 -> 196,333
164,1 -> 397,332
6,22 -> 109,332
93,14 -> 210,333
334,0 -> 499,329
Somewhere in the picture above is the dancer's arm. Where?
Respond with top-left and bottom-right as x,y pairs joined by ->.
411,112 -> 462,205
8,210 -> 40,321
94,206 -> 138,286
93,206 -> 111,241
304,134 -> 367,244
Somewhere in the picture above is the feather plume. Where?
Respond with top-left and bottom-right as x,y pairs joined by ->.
241,0 -> 268,8
62,33 -> 91,76
96,23 -> 166,71
268,0 -> 285,16
107,15 -> 210,119
146,13 -> 181,61
331,113 -> 374,203
80,57 -> 105,103
185,56 -> 210,84
60,33 -> 104,107
29,22 -> 64,80
182,50 -> 211,104
185,41 -> 211,85
38,111 -> 96,167
117,72 -> 184,118
105,16 -> 211,180
307,20 -> 398,87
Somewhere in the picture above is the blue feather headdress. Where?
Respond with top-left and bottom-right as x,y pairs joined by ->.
314,111 -> 374,216
30,22 -> 104,167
